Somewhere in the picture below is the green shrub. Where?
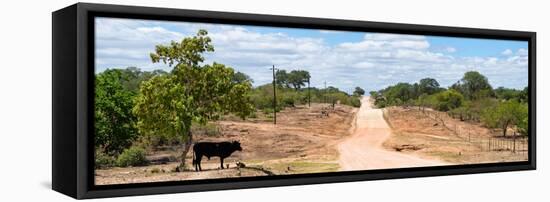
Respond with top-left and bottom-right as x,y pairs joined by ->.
435,89 -> 464,111
281,96 -> 295,107
95,150 -> 115,169
262,107 -> 282,114
350,96 -> 361,107
116,146 -> 148,167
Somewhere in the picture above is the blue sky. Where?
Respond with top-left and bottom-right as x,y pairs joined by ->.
95,17 -> 528,93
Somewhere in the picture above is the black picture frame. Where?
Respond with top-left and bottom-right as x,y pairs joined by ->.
52,2 -> 536,199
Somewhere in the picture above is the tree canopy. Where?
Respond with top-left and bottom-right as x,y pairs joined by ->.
418,78 -> 441,95
434,89 -> 464,111
370,71 -> 529,137
353,87 -> 365,96
95,69 -> 138,154
456,71 -> 493,99
133,30 -> 254,169
481,100 -> 527,136
275,69 -> 311,90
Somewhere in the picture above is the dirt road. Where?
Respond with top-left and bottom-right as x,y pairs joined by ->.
338,96 -> 446,171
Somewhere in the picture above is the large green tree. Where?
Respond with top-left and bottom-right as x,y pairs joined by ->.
133,30 -> 254,170
353,86 -> 365,96
95,69 -> 138,154
275,69 -> 289,87
232,71 -> 253,84
384,83 -> 414,105
287,70 -> 310,90
418,78 -> 440,95
458,71 -> 493,99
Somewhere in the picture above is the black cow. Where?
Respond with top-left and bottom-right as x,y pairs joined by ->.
192,141 -> 242,171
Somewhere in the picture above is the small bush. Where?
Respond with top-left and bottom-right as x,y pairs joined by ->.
281,96 -> 295,107
350,96 -> 361,107
262,107 -> 281,114
95,150 -> 115,169
116,146 -> 148,167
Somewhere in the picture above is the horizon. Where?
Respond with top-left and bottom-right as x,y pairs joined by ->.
95,17 -> 529,93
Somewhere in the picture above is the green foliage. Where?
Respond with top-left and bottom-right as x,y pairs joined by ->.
434,89 -> 464,111
249,82 -> 360,111
353,86 -> 365,96
116,146 -> 148,167
275,70 -> 289,87
349,96 -> 362,107
365,70 -> 530,137
287,70 -> 310,90
95,69 -> 138,154
456,71 -> 493,100
275,69 -> 310,90
372,77 -> 444,108
375,83 -> 415,106
134,30 -> 254,168
134,74 -> 190,141
418,78 -> 441,95
115,67 -> 168,92
519,86 -> 529,103
448,98 -> 497,122
481,100 -> 528,136
517,110 -> 529,136
233,71 -> 254,84
325,90 -> 361,107
95,150 -> 115,169
494,87 -> 524,101
150,29 -> 214,67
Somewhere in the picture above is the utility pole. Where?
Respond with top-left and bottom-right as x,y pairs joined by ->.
307,76 -> 311,108
324,81 -> 327,105
270,65 -> 277,125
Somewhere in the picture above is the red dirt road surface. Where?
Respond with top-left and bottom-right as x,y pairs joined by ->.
338,96 -> 447,171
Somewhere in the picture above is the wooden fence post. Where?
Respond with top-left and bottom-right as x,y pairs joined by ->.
513,132 -> 516,153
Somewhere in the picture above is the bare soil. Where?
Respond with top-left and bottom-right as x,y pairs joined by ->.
382,106 -> 528,164
95,98 -> 528,185
95,103 -> 356,185
338,97 -> 446,171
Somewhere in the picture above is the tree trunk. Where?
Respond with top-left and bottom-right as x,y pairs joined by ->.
177,129 -> 193,172
502,121 -> 509,137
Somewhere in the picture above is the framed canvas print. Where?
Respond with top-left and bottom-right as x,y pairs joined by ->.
52,3 -> 536,199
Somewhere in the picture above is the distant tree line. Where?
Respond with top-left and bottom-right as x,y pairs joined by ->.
250,83 -> 361,115
370,71 -> 528,137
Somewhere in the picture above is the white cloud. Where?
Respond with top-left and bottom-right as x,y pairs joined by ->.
517,48 -> 528,56
445,47 -> 457,53
501,49 -> 513,55
95,18 -> 529,91
319,30 -> 345,34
